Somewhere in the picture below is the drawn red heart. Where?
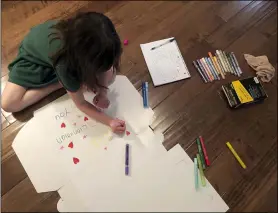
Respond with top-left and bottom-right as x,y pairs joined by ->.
126,131 -> 130,136
73,157 -> 79,164
84,116 -> 88,121
61,122 -> 66,128
68,142 -> 73,148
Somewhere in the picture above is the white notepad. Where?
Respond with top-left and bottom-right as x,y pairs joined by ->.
140,37 -> 190,86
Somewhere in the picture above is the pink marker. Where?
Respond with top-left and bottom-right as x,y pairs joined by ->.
199,136 -> 210,166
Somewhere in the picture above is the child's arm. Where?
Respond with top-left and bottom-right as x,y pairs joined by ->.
67,89 -> 126,134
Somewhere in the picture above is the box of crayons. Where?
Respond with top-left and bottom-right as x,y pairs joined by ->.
222,77 -> 268,108
192,50 -> 242,83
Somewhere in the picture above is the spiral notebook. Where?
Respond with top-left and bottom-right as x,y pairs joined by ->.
140,37 -> 190,86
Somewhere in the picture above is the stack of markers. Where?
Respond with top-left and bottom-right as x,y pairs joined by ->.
192,50 -> 243,83
194,136 -> 210,190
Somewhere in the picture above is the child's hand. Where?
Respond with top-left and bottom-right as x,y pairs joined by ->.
93,94 -> 110,109
109,118 -> 126,134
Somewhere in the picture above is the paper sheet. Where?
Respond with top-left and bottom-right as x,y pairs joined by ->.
57,144 -> 229,212
12,75 -> 228,212
140,38 -> 191,86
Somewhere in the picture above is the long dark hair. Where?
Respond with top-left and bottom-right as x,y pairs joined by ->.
49,12 -> 122,90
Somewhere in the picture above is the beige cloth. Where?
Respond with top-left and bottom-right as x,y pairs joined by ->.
244,54 -> 275,83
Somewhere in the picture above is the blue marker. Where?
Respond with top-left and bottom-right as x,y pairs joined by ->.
142,82 -> 149,108
125,144 -> 129,175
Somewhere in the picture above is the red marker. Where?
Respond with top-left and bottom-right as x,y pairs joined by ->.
199,136 -> 210,166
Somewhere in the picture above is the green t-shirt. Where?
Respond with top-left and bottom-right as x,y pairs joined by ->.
8,20 -> 81,92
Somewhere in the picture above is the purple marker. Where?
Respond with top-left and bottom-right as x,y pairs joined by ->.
125,144 -> 129,175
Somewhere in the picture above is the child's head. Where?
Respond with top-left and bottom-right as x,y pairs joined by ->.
50,12 -> 122,90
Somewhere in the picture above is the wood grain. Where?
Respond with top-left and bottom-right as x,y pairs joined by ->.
1,1 -> 277,212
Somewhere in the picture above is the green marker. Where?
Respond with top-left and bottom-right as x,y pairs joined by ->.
197,154 -> 206,187
196,137 -> 206,169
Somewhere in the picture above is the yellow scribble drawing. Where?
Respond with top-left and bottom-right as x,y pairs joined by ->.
90,130 -> 113,148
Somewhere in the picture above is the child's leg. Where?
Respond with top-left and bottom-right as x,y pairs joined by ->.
1,82 -> 63,112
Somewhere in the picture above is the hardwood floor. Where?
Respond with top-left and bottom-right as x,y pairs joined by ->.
1,1 -> 277,212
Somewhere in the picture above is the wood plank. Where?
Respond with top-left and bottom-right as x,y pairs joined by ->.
1,113 -> 10,130
214,1 -> 253,22
1,1 -> 57,31
206,1 -> 276,49
246,178 -> 277,212
1,155 -> 27,196
223,141 -> 277,211
255,6 -> 277,37
1,121 -> 26,162
1,177 -> 59,212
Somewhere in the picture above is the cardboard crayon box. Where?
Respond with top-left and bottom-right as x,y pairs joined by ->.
222,77 -> 268,108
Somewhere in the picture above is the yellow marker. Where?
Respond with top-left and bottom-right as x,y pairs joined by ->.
196,154 -> 206,186
226,142 -> 247,169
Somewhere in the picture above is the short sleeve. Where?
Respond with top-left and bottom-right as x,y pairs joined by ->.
55,62 -> 81,92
